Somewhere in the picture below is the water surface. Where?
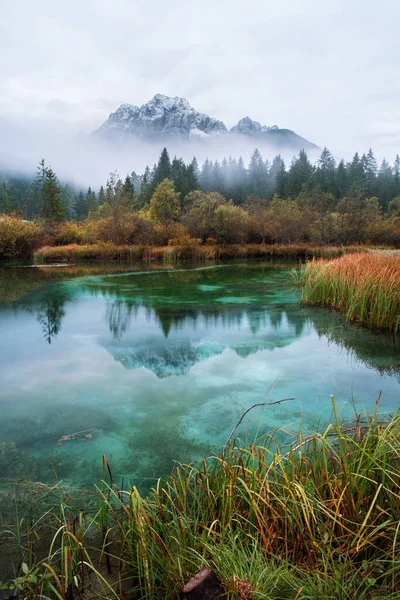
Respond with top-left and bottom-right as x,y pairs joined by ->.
0,261 -> 398,490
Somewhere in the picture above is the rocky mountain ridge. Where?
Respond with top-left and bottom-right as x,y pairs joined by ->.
94,94 -> 318,150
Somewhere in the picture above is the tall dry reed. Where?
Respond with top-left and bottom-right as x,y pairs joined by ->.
297,252 -> 400,332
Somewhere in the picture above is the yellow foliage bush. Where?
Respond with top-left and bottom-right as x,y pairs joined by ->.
0,214 -> 44,259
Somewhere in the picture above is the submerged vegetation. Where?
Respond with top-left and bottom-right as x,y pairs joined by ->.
1,402 -> 400,599
298,253 -> 400,332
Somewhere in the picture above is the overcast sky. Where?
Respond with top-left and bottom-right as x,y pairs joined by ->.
1,0 -> 400,167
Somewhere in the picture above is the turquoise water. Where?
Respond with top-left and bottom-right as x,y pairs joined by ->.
0,261 -> 399,491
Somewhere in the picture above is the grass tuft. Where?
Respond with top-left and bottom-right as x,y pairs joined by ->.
34,243 -> 365,264
297,252 -> 400,332
1,401 -> 400,598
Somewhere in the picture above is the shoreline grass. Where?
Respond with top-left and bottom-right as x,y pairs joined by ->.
1,401 -> 400,599
34,242 -> 366,264
297,252 -> 400,332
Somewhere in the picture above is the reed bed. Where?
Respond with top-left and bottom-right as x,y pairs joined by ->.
297,252 -> 400,332
1,402 -> 400,599
34,243 -> 364,264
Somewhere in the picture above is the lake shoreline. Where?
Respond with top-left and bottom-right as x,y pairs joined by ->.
33,242 -> 369,264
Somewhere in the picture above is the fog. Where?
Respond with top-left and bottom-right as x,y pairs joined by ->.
1,0 -> 400,186
0,115 -> 321,187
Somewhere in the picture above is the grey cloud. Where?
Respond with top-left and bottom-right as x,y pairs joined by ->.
1,0 -> 400,183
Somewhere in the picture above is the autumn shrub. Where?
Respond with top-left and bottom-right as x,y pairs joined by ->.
53,221 -> 85,245
0,214 -> 44,260
213,203 -> 251,244
152,223 -> 188,246
365,217 -> 400,247
166,234 -> 202,260
205,237 -> 217,245
81,214 -> 155,245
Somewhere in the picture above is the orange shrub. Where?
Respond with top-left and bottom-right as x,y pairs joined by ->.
0,214 -> 44,259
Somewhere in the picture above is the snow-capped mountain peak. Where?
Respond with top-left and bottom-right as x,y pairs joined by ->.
96,94 -> 227,139
94,94 -> 318,150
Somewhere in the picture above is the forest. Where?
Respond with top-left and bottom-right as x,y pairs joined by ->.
1,147 -> 400,261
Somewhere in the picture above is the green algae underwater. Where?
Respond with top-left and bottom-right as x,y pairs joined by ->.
0,260 -> 398,494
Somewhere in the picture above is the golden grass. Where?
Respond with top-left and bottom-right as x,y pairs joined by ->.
34,243 -> 365,264
298,252 -> 400,332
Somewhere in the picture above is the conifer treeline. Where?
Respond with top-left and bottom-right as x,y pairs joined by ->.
1,146 -> 400,220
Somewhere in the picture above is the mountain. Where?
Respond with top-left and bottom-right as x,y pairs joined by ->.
95,94 -> 227,140
229,117 -> 316,150
94,94 -> 318,151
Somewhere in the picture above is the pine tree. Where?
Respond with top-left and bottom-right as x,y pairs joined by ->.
248,149 -> 268,196
62,184 -> 76,219
315,147 -> 336,195
41,166 -> 65,222
75,191 -> 88,220
89,191 -> 97,214
137,166 -> 153,206
336,160 -> 347,198
152,148 -> 172,188
348,152 -> 365,197
376,159 -> 393,211
393,155 -> 400,197
364,148 -> 377,196
285,150 -> 314,197
121,175 -> 135,210
98,186 -> 106,206
199,159 -> 214,191
275,160 -> 287,197
267,155 -> 285,197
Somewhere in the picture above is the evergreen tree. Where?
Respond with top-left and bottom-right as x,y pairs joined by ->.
75,191 -> 88,220
137,166 -> 153,206
376,159 -> 393,211
248,149 -> 268,196
0,176 -> 15,214
41,166 -> 65,222
152,148 -> 172,188
364,148 -> 377,197
315,147 -> 336,195
275,160 -> 287,197
191,157 -> 200,180
121,175 -> 135,210
235,156 -> 248,203
393,155 -> 400,197
285,150 -> 314,197
348,152 -> 365,197
98,185 -> 106,205
62,184 -> 76,220
268,155 -> 285,197
89,191 -> 98,214
336,160 -> 347,198
199,158 -> 214,191
212,161 -> 223,193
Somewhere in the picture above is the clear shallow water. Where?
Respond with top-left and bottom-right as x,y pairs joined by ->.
0,261 -> 399,491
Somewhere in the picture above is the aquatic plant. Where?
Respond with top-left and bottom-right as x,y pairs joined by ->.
297,252 -> 400,332
1,400 -> 400,599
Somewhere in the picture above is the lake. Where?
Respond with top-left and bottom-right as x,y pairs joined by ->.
0,261 -> 399,491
